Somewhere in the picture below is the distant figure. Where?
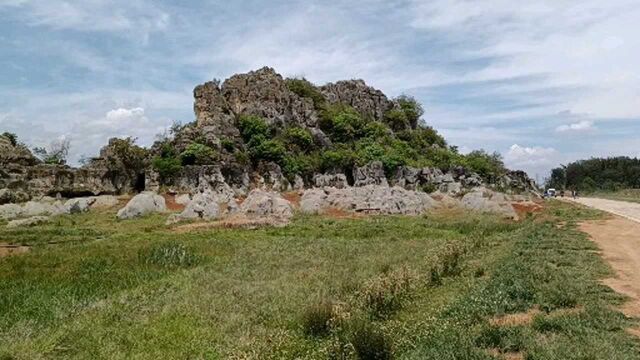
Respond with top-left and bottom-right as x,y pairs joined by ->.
575,190 -> 579,199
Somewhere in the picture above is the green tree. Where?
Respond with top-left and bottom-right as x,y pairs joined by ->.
180,143 -> 217,165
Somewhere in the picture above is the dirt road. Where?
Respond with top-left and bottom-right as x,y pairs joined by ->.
572,197 -> 640,318
571,197 -> 640,223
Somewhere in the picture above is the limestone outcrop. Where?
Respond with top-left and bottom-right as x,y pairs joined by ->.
300,185 -> 437,216
117,192 -> 167,220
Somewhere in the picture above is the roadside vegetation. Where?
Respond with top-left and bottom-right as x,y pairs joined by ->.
1,201 -> 638,359
547,156 -> 640,192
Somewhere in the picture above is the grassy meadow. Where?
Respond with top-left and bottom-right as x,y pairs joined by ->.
0,201 -> 638,359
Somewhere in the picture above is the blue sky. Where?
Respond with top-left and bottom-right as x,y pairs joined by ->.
1,0 -> 639,180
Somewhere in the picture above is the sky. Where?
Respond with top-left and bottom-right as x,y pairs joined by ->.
1,0 -> 639,181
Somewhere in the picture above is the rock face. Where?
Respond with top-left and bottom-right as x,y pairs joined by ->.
0,136 -> 147,203
117,192 -> 167,220
240,189 -> 293,220
461,187 -> 518,219
174,166 -> 236,201
313,173 -> 349,189
300,185 -> 437,215
354,161 -> 388,187
321,80 -> 395,122
0,135 -> 39,167
7,216 -> 50,228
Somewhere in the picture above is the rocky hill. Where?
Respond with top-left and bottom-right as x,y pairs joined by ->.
0,67 -> 539,205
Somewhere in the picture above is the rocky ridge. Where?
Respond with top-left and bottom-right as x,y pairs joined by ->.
0,67 -> 541,226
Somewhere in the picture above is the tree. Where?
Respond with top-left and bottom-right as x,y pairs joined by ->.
1,132 -> 18,146
33,138 -> 71,165
396,95 -> 424,129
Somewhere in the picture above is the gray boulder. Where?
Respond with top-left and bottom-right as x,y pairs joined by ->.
173,191 -> 221,222
301,185 -> 437,216
461,187 -> 517,219
22,200 -> 66,217
439,182 -> 463,196
7,216 -> 50,228
64,197 -> 97,214
89,195 -> 119,209
0,203 -> 22,220
240,189 -> 293,220
175,194 -> 192,206
300,188 -> 328,214
117,192 -> 167,220
292,175 -> 305,191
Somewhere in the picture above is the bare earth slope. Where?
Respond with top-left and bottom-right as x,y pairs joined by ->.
572,197 -> 640,318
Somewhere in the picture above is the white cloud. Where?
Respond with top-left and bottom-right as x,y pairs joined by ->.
0,0 -> 170,41
409,0 -> 640,120
503,144 -> 559,176
555,120 -> 595,133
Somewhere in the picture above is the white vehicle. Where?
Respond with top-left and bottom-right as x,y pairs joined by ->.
545,188 -> 557,197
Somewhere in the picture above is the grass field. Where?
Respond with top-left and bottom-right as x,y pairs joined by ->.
0,201 -> 639,359
587,189 -> 640,204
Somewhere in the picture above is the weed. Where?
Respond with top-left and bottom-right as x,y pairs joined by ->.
350,321 -> 393,360
138,242 -> 199,268
476,325 -> 528,353
302,299 -> 334,337
361,266 -> 416,319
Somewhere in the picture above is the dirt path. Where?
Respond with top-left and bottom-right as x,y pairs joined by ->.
571,197 -> 640,223
572,197 -> 640,318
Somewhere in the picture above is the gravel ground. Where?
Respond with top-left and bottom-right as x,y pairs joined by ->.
569,197 -> 640,223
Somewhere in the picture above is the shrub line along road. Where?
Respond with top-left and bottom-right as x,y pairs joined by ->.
569,197 -> 640,319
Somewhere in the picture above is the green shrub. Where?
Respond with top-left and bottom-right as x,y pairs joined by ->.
1,132 -> 17,146
103,137 -> 148,175
363,122 -> 390,139
180,143 -> 216,165
397,126 -> 446,150
301,300 -> 334,337
139,242 -> 199,268
350,321 -> 393,360
152,144 -> 183,182
152,156 -> 182,182
237,115 -> 270,143
396,95 -> 424,129
383,109 -> 410,132
319,104 -> 367,143
249,139 -> 286,164
234,150 -> 250,166
220,137 -> 235,152
284,127 -> 314,151
282,153 -> 320,180
462,150 -> 506,179
321,148 -> 356,173
285,78 -> 325,108
332,112 -> 367,143
355,139 -> 413,176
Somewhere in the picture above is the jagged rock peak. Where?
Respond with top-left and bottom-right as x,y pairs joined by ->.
192,67 -> 395,132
